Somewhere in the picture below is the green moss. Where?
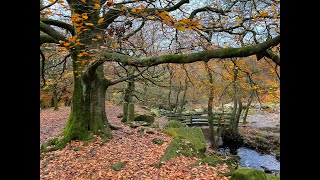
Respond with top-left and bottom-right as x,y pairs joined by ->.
165,120 -> 187,128
122,102 -> 128,122
192,155 -> 240,175
110,161 -> 126,171
230,168 -> 267,180
152,138 -> 164,145
40,143 -> 47,151
163,127 -> 206,153
266,174 -> 280,180
48,138 -> 59,146
128,103 -> 135,122
61,112 -> 73,136
161,137 -> 204,162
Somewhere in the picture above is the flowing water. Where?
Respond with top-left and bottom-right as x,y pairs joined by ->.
237,147 -> 280,174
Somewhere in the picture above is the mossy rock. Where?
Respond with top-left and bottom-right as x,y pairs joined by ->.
161,137 -> 204,162
136,121 -> 151,126
266,174 -> 280,180
125,121 -> 150,128
163,127 -> 206,153
134,114 -> 155,123
110,161 -> 126,171
230,168 -> 267,180
192,155 -> 240,174
152,138 -> 164,145
165,120 -> 187,128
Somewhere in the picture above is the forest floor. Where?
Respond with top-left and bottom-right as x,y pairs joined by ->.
40,105 -> 230,179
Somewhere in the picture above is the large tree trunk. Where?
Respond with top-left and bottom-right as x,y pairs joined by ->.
55,57 -> 111,150
63,66 -> 111,139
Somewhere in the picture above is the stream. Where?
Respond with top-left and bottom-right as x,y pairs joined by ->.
200,127 -> 280,175
237,147 -> 280,174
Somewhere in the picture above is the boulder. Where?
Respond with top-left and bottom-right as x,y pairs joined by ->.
230,168 -> 267,180
164,127 -> 206,153
134,114 -> 155,123
165,120 -> 187,128
161,127 -> 207,162
161,137 -> 203,162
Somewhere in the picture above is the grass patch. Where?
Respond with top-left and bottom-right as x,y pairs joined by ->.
152,138 -> 164,145
110,161 -> 126,171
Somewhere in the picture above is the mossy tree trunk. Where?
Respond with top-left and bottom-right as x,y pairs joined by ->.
168,66 -> 173,111
122,102 -> 128,122
178,77 -> 188,113
61,60 -> 112,146
204,62 -> 218,148
122,66 -> 135,122
53,87 -> 59,111
127,103 -> 135,121
229,65 -> 240,134
234,99 -> 242,132
243,91 -> 254,124
173,82 -> 182,114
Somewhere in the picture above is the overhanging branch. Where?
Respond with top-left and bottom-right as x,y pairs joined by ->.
100,35 -> 280,67
41,18 -> 75,36
40,21 -> 66,42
